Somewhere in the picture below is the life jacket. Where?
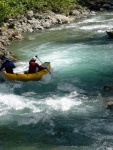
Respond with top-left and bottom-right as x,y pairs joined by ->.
28,61 -> 37,73
28,60 -> 44,73
4,61 -> 15,73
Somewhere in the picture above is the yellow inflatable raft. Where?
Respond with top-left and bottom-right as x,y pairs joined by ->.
1,62 -> 51,81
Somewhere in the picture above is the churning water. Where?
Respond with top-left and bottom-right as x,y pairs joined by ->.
0,11 -> 113,150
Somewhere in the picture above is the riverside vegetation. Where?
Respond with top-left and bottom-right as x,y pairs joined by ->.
0,0 -> 109,24
0,0 -> 88,26
0,0 -> 111,61
0,0 -> 84,23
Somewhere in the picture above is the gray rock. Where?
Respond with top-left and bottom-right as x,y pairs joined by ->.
27,10 -> 34,17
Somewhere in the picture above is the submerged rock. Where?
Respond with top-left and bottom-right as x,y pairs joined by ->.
106,101 -> 113,110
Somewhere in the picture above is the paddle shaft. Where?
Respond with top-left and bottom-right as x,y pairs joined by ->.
35,56 -> 53,77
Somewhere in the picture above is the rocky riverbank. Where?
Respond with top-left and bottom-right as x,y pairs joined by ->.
0,0 -> 112,63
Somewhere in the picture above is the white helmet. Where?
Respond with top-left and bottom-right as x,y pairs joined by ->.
5,55 -> 10,60
31,56 -> 36,61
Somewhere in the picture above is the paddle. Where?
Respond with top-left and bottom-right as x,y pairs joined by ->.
35,55 -> 53,77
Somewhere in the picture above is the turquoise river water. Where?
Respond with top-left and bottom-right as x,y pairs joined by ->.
0,11 -> 113,150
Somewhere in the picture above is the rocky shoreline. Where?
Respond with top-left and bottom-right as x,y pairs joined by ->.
0,0 -> 112,63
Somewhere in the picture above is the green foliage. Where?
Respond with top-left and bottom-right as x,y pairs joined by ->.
0,0 -> 25,22
0,0 -> 81,26
45,0 -> 77,13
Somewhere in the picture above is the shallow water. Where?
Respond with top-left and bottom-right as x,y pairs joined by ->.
0,11 -> 113,150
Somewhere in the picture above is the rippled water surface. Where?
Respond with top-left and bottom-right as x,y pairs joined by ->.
0,11 -> 113,150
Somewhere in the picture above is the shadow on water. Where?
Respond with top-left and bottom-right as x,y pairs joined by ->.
56,34 -> 113,46
2,110 -> 113,149
0,114 -> 96,149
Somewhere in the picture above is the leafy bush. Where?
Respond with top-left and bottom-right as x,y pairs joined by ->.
0,0 -> 82,26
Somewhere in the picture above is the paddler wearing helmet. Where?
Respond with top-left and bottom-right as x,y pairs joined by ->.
28,56 -> 45,73
0,54 -> 15,73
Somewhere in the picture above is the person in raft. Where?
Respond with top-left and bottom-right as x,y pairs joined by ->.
28,56 -> 45,73
0,55 -> 15,74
